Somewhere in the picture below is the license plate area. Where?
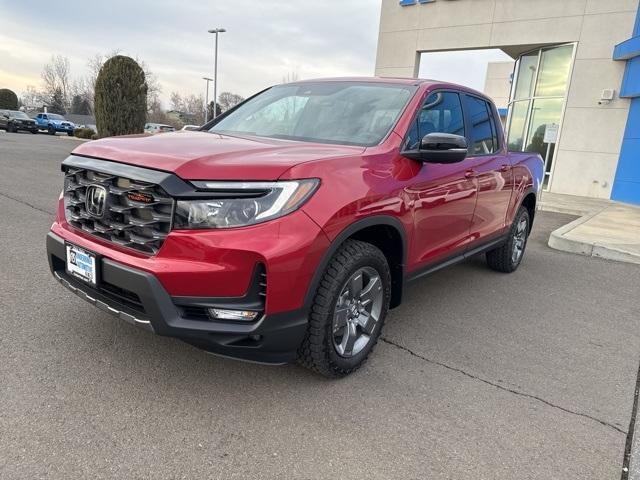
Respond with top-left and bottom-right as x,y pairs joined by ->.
65,243 -> 99,286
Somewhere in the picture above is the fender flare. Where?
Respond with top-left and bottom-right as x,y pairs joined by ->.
303,215 -> 408,310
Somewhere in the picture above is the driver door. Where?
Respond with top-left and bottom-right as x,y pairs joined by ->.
404,91 -> 478,270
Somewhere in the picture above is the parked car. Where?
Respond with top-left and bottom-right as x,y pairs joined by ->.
181,125 -> 201,131
144,123 -> 175,134
46,78 -> 544,377
0,110 -> 38,133
34,113 -> 75,136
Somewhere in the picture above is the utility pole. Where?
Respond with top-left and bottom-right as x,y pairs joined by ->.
203,77 -> 213,123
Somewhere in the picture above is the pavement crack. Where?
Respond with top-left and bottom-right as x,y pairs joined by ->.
381,337 -> 627,435
0,191 -> 55,216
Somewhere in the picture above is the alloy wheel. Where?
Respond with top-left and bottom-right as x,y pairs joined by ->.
512,216 -> 528,264
332,266 -> 383,357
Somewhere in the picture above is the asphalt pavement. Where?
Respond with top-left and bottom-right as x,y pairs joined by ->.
1,132 -> 640,479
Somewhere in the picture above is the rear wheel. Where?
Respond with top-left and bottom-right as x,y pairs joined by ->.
297,239 -> 391,378
486,206 -> 530,273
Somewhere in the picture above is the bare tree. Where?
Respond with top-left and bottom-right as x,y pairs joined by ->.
169,91 -> 184,111
218,92 -> 245,112
183,93 -> 206,124
21,85 -> 46,110
41,55 -> 71,110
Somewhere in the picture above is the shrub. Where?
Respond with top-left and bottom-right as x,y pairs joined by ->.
74,127 -> 95,139
0,88 -> 18,109
94,55 -> 147,138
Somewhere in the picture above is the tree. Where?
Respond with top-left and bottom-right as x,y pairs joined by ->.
41,55 -> 71,111
218,92 -> 245,112
0,88 -> 19,109
70,94 -> 91,115
85,50 -> 159,114
207,101 -> 222,120
169,91 -> 184,112
94,55 -> 147,137
49,88 -> 66,114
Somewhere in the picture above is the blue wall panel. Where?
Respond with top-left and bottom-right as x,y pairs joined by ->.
611,4 -> 640,204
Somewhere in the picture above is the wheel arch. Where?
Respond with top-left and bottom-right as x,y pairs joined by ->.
304,216 -> 407,311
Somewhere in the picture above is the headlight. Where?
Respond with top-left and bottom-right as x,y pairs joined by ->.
174,179 -> 320,229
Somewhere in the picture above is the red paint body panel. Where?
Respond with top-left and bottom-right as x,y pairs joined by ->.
51,77 -> 543,317
73,131 -> 364,181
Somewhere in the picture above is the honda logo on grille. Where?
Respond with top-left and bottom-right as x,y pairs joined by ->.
86,185 -> 107,217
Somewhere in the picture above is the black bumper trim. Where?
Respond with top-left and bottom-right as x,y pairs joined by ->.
47,232 -> 308,364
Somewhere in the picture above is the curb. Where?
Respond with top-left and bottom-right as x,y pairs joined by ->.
547,209 -> 640,265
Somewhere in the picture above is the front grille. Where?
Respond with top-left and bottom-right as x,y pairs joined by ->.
63,167 -> 174,254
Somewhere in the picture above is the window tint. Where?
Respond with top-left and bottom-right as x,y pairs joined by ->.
465,96 -> 496,155
405,91 -> 465,150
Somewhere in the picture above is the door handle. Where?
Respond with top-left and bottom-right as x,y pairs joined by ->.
464,169 -> 476,179
499,164 -> 511,172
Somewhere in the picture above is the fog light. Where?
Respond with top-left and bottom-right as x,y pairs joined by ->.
207,308 -> 260,321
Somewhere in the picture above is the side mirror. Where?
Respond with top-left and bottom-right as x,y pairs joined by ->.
403,132 -> 468,164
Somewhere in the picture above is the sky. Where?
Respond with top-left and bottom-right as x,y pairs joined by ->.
0,0 -> 511,107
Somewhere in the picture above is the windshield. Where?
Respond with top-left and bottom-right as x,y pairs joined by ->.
10,111 -> 30,119
209,82 -> 416,146
49,114 -> 65,120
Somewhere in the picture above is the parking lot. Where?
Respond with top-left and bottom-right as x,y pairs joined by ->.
1,132 -> 639,479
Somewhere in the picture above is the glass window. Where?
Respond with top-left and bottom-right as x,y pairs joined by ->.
507,100 -> 530,151
211,82 -> 416,147
535,45 -> 573,97
404,91 -> 464,150
465,95 -> 496,155
524,98 -> 563,170
513,52 -> 538,100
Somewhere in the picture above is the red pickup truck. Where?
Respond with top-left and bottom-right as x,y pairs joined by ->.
47,78 -> 543,377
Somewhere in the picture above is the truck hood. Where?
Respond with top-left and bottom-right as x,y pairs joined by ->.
72,131 -> 365,180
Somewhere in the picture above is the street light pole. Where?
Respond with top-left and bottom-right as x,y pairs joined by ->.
207,27 -> 226,120
202,77 -> 213,123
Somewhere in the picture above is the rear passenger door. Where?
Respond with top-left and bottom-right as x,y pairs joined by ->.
462,94 -> 514,247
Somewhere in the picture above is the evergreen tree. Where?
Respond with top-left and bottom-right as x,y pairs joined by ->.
94,55 -> 147,137
0,88 -> 18,109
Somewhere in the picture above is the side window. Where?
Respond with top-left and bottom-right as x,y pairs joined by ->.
465,96 -> 497,155
42,114 -> 48,120
405,92 -> 465,150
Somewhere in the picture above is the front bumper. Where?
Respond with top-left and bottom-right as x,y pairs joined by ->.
47,232 -> 308,364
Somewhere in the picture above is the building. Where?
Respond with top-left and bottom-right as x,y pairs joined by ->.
375,0 -> 640,204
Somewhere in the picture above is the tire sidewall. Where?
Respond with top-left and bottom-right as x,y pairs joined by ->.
324,252 -> 391,371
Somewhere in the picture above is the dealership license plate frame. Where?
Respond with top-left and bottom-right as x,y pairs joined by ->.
65,242 -> 100,287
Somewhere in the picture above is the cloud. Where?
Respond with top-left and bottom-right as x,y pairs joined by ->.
0,0 -> 381,104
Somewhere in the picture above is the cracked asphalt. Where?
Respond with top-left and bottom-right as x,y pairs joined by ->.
2,132 -> 640,479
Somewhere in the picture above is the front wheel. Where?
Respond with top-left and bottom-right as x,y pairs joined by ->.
67,131 -> 74,136
48,125 -> 56,135
486,206 -> 530,273
297,239 -> 391,378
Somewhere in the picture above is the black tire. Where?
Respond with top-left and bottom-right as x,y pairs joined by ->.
486,206 -> 530,273
297,239 -> 391,378
48,125 -> 55,135
67,131 -> 74,136
31,130 -> 37,134
7,124 -> 15,133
